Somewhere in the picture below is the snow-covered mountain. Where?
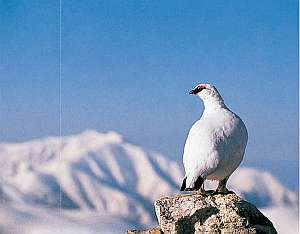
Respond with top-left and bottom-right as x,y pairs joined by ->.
0,130 -> 183,227
0,130 -> 298,233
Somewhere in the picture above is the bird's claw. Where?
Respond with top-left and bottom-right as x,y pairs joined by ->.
196,187 -> 207,196
213,188 -> 235,195
196,189 -> 215,196
196,190 -> 207,196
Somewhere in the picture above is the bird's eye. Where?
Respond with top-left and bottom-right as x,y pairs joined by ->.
189,84 -> 207,95
197,85 -> 206,92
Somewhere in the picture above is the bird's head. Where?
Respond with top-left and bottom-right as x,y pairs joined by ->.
189,83 -> 224,107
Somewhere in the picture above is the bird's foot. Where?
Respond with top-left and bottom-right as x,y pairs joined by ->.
196,189 -> 207,196
196,188 -> 214,196
213,187 -> 235,195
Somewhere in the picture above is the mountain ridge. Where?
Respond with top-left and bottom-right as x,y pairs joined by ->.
0,130 -> 297,229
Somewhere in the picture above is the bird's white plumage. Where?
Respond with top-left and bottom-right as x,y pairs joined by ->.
183,84 -> 248,189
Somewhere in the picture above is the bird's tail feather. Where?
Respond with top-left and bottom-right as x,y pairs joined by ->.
193,176 -> 204,190
181,176 -> 204,191
180,177 -> 187,191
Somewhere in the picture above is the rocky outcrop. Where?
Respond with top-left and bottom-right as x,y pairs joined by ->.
127,192 -> 277,234
126,227 -> 162,234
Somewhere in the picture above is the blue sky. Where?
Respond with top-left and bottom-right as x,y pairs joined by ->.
1,1 -> 298,189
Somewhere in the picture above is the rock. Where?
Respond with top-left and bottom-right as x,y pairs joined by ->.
126,227 -> 163,234
126,192 -> 277,234
154,192 -> 277,234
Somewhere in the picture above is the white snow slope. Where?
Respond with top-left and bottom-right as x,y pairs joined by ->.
0,130 -> 298,234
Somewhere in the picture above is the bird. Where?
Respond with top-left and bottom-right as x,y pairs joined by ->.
180,83 -> 248,194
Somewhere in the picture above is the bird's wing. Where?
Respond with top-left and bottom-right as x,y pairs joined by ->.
183,121 -> 220,188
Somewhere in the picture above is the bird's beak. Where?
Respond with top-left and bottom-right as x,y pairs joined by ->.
189,89 -> 197,95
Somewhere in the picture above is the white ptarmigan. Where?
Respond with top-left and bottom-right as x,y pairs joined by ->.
180,84 -> 248,193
